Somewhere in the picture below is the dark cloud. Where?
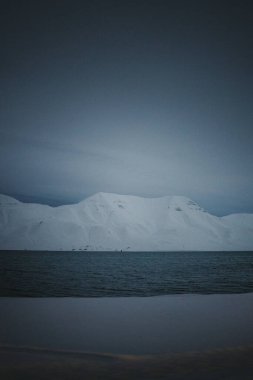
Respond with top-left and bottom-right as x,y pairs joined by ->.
0,1 -> 253,215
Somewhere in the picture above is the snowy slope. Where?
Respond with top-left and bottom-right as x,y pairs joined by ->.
0,192 -> 253,251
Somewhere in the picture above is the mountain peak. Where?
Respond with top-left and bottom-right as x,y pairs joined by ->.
0,194 -> 20,205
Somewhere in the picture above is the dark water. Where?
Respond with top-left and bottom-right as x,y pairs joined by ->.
0,251 -> 253,297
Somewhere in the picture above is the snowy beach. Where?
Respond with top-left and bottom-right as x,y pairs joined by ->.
1,293 -> 253,354
1,293 -> 253,379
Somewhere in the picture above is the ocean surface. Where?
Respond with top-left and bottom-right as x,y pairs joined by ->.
0,251 -> 253,297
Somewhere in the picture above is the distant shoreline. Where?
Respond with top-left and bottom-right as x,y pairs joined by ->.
1,249 -> 253,252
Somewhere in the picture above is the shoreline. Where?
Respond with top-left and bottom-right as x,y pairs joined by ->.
1,249 -> 253,252
1,341 -> 253,358
1,344 -> 253,380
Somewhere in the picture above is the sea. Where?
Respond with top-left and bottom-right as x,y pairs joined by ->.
0,251 -> 253,297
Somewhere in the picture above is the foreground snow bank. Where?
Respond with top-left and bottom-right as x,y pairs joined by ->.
1,293 -> 253,354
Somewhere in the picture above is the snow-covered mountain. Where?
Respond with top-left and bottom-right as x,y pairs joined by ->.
0,192 -> 253,251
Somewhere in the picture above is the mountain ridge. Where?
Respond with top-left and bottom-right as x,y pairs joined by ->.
0,193 -> 252,251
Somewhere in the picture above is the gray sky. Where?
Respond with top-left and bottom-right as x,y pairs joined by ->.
0,1 -> 253,215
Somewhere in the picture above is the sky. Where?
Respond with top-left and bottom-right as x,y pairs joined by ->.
0,0 -> 252,215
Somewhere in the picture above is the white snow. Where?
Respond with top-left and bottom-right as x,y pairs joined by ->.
0,192 -> 253,251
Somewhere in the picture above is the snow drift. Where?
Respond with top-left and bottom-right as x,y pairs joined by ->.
0,192 -> 252,251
